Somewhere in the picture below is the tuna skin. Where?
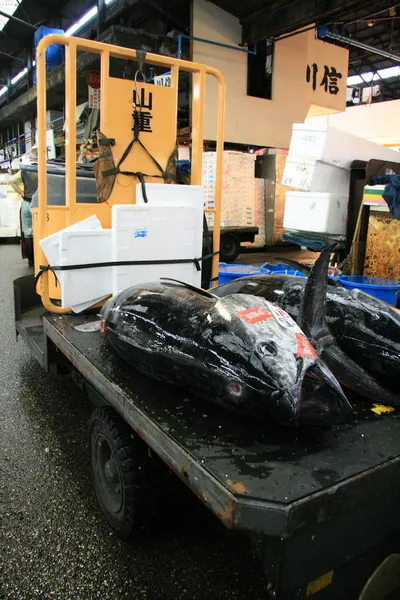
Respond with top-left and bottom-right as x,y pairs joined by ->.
102,282 -> 351,426
213,275 -> 400,398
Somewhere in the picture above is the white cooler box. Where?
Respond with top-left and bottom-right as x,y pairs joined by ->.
289,123 -> 400,168
282,156 -> 350,194
283,192 -> 348,235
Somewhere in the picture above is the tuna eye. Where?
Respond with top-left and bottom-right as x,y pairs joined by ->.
228,382 -> 242,396
258,342 -> 277,357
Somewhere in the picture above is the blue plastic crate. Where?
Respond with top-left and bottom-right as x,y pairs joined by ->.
338,275 -> 399,306
261,262 -> 307,278
218,263 -> 270,285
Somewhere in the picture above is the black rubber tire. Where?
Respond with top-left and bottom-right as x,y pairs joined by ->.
220,233 -> 240,263
89,407 -> 151,539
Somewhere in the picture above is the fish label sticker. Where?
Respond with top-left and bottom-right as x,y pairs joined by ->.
267,303 -> 302,333
296,333 -> 317,359
236,306 -> 273,324
134,228 -> 148,239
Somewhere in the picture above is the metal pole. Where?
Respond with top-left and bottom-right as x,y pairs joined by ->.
318,26 -> 400,64
178,33 -> 257,56
0,9 -> 36,30
27,48 -> 33,89
97,0 -> 106,37
178,33 -> 182,59
6,69 -> 11,105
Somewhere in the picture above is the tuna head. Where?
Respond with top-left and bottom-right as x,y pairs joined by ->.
206,294 -> 351,426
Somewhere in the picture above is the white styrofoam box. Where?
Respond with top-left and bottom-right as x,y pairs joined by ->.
136,183 -> 205,209
289,123 -> 400,168
59,229 -> 112,312
112,199 -> 203,295
283,192 -> 348,235
40,215 -> 102,281
282,156 -> 350,194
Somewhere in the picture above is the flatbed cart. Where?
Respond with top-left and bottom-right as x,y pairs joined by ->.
14,274 -> 400,600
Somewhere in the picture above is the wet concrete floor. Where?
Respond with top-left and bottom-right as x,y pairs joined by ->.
0,243 -> 268,600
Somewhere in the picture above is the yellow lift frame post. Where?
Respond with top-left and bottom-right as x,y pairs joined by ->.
35,34 -> 226,313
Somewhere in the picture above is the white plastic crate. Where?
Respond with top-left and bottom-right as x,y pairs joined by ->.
284,191 -> 348,235
112,184 -> 204,295
289,123 -> 400,168
282,156 -> 350,194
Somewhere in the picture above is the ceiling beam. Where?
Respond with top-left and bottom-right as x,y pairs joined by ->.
0,50 -> 24,64
0,8 -> 37,30
144,0 -> 187,32
0,29 -> 19,40
241,0 -> 368,43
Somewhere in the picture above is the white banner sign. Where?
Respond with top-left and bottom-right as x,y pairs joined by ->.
154,73 -> 172,87
88,85 -> 101,109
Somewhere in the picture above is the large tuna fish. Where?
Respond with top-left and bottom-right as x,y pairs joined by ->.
101,278 -> 351,426
213,250 -> 400,405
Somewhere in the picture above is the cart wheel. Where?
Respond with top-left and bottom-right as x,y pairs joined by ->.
359,554 -> 400,600
220,233 -> 240,263
89,407 -> 150,539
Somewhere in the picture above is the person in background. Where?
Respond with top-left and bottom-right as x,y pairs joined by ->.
9,148 -> 38,267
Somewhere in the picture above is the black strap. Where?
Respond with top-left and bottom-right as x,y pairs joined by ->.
34,251 -> 219,291
101,110 -> 172,203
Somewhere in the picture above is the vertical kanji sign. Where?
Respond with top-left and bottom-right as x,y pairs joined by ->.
133,88 -> 153,133
305,63 -> 342,95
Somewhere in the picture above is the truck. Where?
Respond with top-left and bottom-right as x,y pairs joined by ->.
15,33 -> 400,600
14,273 -> 400,600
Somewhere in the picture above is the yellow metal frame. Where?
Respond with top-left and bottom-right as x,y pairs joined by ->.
35,34 -> 225,313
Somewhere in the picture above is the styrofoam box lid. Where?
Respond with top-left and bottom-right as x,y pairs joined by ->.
284,155 -> 348,170
286,191 -> 348,199
292,122 -> 329,133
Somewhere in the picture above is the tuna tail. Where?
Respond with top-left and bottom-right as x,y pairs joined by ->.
274,256 -> 341,287
323,343 -> 400,406
274,257 -> 312,277
300,246 -> 400,407
160,278 -> 217,298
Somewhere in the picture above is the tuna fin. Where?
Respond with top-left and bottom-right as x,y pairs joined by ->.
160,278 -> 217,298
274,256 -> 341,286
298,245 -> 336,346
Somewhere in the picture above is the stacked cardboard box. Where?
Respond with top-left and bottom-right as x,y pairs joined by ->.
203,151 -> 255,227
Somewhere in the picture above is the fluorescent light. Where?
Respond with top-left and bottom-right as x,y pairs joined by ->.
65,6 -> 98,36
0,0 -> 19,32
64,0 -> 116,35
11,67 -> 28,85
0,0 -> 118,101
